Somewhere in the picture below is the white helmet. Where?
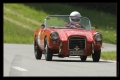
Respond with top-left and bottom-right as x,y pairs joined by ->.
69,11 -> 81,25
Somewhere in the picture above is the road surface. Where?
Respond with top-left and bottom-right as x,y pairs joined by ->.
3,43 -> 117,77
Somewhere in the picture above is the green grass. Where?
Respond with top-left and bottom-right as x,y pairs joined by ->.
4,19 -> 34,44
3,3 -> 116,44
4,3 -> 48,23
101,51 -> 116,60
88,51 -> 116,61
98,29 -> 117,44
4,10 -> 40,29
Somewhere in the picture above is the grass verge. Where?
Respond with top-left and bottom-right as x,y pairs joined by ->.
88,51 -> 116,61
4,19 -> 34,44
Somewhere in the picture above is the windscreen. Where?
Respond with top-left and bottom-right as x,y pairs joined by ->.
45,15 -> 91,30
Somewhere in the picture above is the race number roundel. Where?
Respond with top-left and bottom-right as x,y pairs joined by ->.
37,31 -> 41,45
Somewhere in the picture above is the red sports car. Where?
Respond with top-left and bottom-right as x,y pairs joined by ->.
34,15 -> 102,62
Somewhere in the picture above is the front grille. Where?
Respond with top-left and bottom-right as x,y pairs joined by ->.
68,37 -> 85,50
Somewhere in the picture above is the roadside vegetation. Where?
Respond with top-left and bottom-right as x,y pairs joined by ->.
4,19 -> 34,44
101,51 -> 116,61
88,51 -> 116,61
4,3 -> 116,44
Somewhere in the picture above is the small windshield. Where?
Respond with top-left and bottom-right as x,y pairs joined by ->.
44,15 -> 92,30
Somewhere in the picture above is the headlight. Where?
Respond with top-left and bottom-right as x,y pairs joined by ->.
94,33 -> 102,41
50,31 -> 59,40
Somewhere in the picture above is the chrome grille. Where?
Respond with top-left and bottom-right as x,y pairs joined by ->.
68,37 -> 85,50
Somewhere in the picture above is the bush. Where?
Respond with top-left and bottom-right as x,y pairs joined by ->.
68,3 -> 117,15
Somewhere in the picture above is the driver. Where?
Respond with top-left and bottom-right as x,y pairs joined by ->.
41,24 -> 45,29
65,11 -> 85,29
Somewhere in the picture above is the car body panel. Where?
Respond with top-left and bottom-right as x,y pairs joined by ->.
34,15 -> 102,57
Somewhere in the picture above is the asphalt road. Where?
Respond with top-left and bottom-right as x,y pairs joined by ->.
3,43 -> 117,77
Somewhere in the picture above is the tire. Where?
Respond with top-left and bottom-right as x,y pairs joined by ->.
34,39 -> 42,60
44,39 -> 53,61
80,56 -> 87,62
92,49 -> 101,62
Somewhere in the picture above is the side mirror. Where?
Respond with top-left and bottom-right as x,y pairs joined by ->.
92,26 -> 98,30
46,17 -> 50,20
94,26 -> 98,29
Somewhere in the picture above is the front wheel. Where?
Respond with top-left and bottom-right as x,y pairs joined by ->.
44,41 -> 53,61
92,49 -> 101,62
34,39 -> 42,60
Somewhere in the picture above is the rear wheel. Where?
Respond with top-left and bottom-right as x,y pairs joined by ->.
80,56 -> 87,62
34,39 -> 42,60
92,49 -> 101,62
44,38 -> 53,61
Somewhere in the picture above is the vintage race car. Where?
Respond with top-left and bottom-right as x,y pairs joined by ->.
34,15 -> 102,62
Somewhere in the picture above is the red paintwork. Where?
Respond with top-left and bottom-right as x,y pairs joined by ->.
34,28 -> 102,56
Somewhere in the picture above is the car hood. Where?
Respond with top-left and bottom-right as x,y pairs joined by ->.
52,29 -> 94,42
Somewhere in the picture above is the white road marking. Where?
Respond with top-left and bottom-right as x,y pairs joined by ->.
99,59 -> 116,63
87,58 -> 116,63
69,56 -> 116,63
12,67 -> 28,71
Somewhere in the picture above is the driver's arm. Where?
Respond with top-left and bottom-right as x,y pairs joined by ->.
74,24 -> 86,29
